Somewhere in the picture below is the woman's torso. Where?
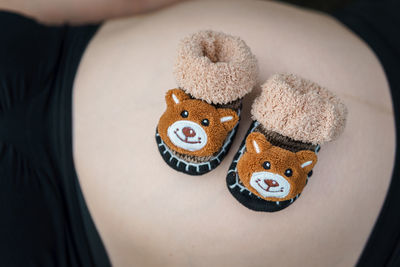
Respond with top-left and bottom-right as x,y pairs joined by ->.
72,1 -> 395,266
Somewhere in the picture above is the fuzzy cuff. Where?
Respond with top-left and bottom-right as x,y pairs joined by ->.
173,30 -> 259,105
251,74 -> 348,145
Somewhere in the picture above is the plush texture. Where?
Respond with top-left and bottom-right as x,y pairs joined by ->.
226,121 -> 317,212
158,89 -> 239,157
156,124 -> 239,176
174,30 -> 259,105
251,74 -> 348,145
254,123 -> 318,153
226,121 -> 314,212
237,132 -> 317,202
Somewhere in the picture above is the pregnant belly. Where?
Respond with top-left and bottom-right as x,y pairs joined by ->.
72,1 -> 395,266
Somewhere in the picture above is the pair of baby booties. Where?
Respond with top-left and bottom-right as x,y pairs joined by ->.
155,30 -> 347,212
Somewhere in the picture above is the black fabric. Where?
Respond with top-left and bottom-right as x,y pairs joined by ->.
332,0 -> 400,266
0,11 -> 110,266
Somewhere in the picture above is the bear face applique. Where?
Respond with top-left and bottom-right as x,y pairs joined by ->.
158,89 -> 239,157
237,132 -> 317,202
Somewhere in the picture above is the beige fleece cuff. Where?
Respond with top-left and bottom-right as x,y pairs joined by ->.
173,30 -> 259,105
251,74 -> 348,145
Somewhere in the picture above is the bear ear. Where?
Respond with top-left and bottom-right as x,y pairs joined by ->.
296,150 -> 318,174
245,132 -> 272,154
217,108 -> 239,132
165,89 -> 190,107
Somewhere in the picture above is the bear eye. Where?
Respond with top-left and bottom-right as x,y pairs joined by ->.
284,169 -> 293,177
262,161 -> 271,170
180,110 -> 189,118
201,119 -> 209,126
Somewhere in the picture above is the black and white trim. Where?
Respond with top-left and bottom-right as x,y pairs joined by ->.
155,118 -> 240,176
226,121 -> 317,212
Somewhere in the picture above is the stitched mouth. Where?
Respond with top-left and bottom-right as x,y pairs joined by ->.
255,179 -> 284,193
174,130 -> 202,144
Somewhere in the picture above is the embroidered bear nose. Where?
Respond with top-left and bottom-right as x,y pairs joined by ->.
182,127 -> 196,137
265,179 -> 279,187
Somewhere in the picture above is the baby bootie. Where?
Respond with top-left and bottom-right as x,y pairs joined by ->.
227,74 -> 347,211
156,30 -> 258,175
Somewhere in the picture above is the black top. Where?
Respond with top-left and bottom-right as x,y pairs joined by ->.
0,12 -> 110,266
0,0 -> 399,265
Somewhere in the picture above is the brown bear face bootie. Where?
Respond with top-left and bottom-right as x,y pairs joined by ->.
227,74 -> 347,211
156,30 -> 258,175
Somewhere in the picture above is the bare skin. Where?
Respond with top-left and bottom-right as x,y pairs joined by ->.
2,0 -> 396,266
70,1 -> 396,266
0,0 -> 184,23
